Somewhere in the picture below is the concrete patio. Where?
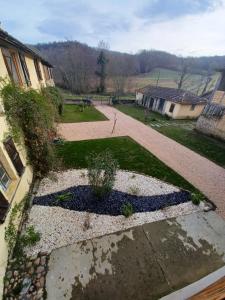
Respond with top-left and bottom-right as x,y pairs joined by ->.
45,211 -> 225,300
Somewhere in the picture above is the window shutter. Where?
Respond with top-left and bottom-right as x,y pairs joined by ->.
19,53 -> 31,86
4,137 -> 24,177
0,191 -> 9,223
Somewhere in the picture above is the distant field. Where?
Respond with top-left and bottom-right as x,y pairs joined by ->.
58,67 -> 219,97
128,68 -> 219,94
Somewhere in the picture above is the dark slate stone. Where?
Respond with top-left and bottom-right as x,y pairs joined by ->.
33,185 -> 191,216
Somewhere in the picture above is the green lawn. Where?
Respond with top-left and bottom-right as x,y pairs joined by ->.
56,136 -> 199,194
116,104 -> 225,168
60,104 -> 108,123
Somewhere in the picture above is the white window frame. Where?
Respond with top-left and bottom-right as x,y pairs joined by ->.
0,164 -> 11,191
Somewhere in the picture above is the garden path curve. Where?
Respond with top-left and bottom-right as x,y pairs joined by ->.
58,105 -> 225,219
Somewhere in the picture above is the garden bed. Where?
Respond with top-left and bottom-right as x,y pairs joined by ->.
24,169 -> 202,254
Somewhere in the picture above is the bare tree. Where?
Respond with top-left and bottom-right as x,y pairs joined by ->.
201,70 -> 213,95
176,58 -> 193,89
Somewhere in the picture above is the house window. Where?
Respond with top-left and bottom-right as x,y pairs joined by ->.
190,104 -> 196,111
0,164 -> 10,191
43,65 -> 52,81
4,137 -> 24,177
0,190 -> 9,224
34,59 -> 42,81
169,103 -> 175,113
18,53 -> 31,86
1,48 -> 22,85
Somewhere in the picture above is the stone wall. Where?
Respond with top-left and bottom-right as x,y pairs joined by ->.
196,114 -> 225,141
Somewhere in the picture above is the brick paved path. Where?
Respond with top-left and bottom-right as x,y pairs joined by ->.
58,105 -> 225,218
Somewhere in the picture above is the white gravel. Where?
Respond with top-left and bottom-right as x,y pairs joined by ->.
25,169 -> 201,255
26,203 -> 201,255
37,169 -> 180,197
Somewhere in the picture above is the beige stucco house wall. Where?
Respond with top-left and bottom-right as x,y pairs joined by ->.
164,102 -> 205,119
0,32 -> 54,298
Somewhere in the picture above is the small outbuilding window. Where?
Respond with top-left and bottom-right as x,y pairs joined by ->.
190,104 -> 196,111
169,103 -> 175,113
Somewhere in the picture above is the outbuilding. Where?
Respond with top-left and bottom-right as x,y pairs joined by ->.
136,85 -> 207,119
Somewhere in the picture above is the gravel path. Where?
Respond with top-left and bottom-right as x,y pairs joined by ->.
58,105 -> 225,219
25,169 -> 202,254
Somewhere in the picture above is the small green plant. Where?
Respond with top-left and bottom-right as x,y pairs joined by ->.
5,194 -> 40,259
191,192 -> 205,205
121,202 -> 134,218
55,192 -> 72,202
128,185 -> 140,196
21,226 -> 41,247
86,150 -> 118,199
12,281 -> 23,296
5,202 -> 24,251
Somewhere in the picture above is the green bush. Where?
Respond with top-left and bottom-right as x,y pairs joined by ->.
21,226 -> 41,247
42,86 -> 63,116
191,192 -> 205,205
87,150 -> 118,199
121,202 -> 134,217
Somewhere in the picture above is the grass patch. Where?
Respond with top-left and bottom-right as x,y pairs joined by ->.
157,126 -> 225,168
116,104 -> 225,168
116,104 -> 166,123
60,104 -> 108,123
56,136 -> 199,193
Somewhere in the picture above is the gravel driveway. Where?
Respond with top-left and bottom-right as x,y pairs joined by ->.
58,105 -> 225,219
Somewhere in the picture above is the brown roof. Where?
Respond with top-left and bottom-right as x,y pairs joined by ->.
0,28 -> 52,67
137,85 -> 207,105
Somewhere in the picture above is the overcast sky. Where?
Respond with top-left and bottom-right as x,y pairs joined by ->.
1,0 -> 225,56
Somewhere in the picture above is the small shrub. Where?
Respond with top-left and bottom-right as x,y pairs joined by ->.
128,185 -> 140,196
121,202 -> 134,218
86,150 -> 118,199
20,226 -> 41,247
191,192 -> 205,205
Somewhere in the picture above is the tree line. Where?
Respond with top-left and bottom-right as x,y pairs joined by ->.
35,40 -> 225,95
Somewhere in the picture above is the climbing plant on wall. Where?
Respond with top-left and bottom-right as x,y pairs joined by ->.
0,81 -> 61,178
